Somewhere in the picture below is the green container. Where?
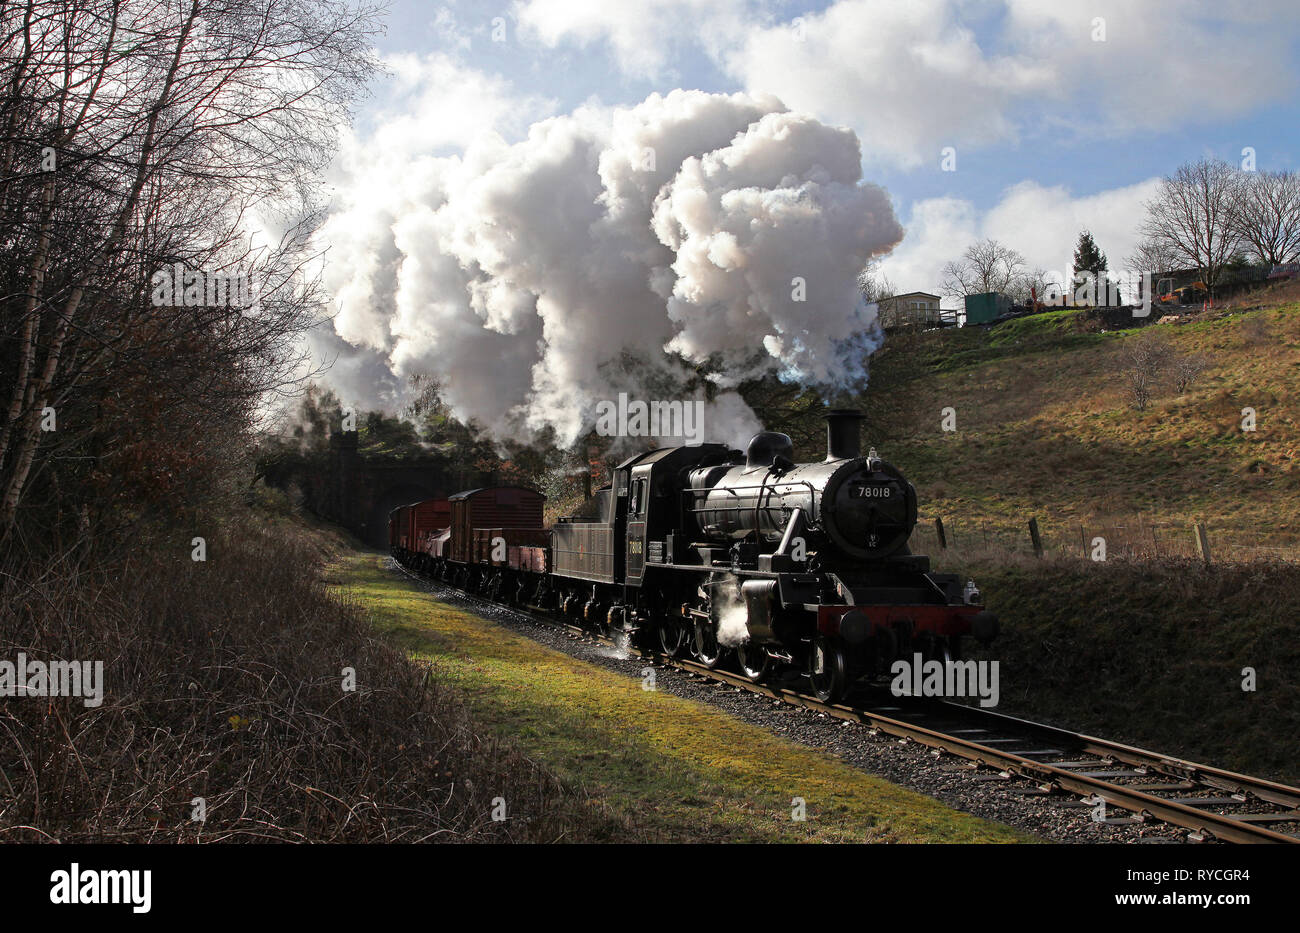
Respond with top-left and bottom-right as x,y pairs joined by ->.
964,291 -> 1012,325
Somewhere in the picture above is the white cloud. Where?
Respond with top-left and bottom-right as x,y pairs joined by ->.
515,0 -> 1300,167
982,178 -> 1162,275
1000,0 -> 1299,132
367,52 -> 554,154
727,0 -> 1050,168
513,0 -> 750,80
877,177 -> 1163,306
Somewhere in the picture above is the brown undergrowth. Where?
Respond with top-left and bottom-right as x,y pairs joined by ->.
0,516 -> 630,842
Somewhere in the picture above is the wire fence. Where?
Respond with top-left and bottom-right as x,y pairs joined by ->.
913,514 -> 1300,564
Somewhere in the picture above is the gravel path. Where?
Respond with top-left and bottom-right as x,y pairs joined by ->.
389,560 -> 1193,844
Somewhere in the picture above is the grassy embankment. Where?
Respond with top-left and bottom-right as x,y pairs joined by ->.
861,287 -> 1300,551
852,285 -> 1300,783
961,555 -> 1300,784
331,550 -> 1029,843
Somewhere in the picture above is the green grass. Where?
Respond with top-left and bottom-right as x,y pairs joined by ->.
329,552 -> 1031,844
930,307 -> 1113,374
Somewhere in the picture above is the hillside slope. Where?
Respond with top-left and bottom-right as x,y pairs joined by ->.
854,286 -> 1300,559
845,285 -> 1300,782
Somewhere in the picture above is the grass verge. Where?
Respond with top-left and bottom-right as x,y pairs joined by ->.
332,551 -> 1031,843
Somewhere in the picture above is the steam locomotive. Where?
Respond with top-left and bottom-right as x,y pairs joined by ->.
389,410 -> 998,703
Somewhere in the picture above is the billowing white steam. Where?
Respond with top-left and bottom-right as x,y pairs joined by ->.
320,89 -> 903,447
713,576 -> 752,649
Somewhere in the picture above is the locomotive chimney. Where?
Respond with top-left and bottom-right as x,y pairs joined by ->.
825,409 -> 863,461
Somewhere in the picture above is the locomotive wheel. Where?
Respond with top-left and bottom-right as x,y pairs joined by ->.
692,618 -> 726,669
736,641 -> 772,683
808,635 -> 848,704
657,618 -> 685,657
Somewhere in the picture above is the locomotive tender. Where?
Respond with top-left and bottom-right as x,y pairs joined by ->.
389,409 -> 998,703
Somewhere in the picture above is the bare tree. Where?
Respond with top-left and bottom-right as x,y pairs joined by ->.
1229,170 -> 1300,265
939,239 -> 1025,299
1010,267 -> 1061,305
1125,236 -> 1182,277
1139,158 -> 1240,292
1172,352 -> 1208,393
0,0 -> 382,543
1122,329 -> 1174,411
857,261 -> 897,305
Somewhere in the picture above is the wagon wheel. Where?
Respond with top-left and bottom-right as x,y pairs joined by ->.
736,641 -> 772,683
808,635 -> 848,704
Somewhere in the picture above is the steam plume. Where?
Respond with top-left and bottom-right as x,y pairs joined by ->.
319,88 -> 903,447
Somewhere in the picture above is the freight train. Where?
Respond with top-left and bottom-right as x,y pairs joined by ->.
389,410 -> 998,703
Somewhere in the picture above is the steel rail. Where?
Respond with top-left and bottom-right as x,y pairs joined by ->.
925,701 -> 1300,812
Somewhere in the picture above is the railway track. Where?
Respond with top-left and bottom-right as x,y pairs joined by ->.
390,558 -> 1300,844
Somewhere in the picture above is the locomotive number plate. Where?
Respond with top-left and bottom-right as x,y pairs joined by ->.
850,485 -> 892,498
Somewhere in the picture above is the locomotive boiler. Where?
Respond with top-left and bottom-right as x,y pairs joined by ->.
686,410 -> 917,563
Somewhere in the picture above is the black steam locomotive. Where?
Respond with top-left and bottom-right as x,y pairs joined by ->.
390,410 -> 998,703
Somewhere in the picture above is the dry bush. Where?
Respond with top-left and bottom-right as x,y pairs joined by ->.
0,520 -> 627,843
1121,328 -> 1174,411
1266,276 -> 1300,305
1172,352 -> 1209,393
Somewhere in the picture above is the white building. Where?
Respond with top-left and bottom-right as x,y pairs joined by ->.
876,291 -> 942,329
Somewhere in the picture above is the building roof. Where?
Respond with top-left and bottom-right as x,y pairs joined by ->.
884,291 -> 941,302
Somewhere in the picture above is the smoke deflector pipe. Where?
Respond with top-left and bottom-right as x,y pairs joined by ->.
825,409 -> 864,461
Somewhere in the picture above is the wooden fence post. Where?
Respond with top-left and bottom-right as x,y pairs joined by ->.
1028,517 -> 1043,558
1195,523 -> 1212,565
934,517 -> 947,550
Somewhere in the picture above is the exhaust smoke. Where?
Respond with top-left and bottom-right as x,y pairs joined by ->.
320,88 -> 904,447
